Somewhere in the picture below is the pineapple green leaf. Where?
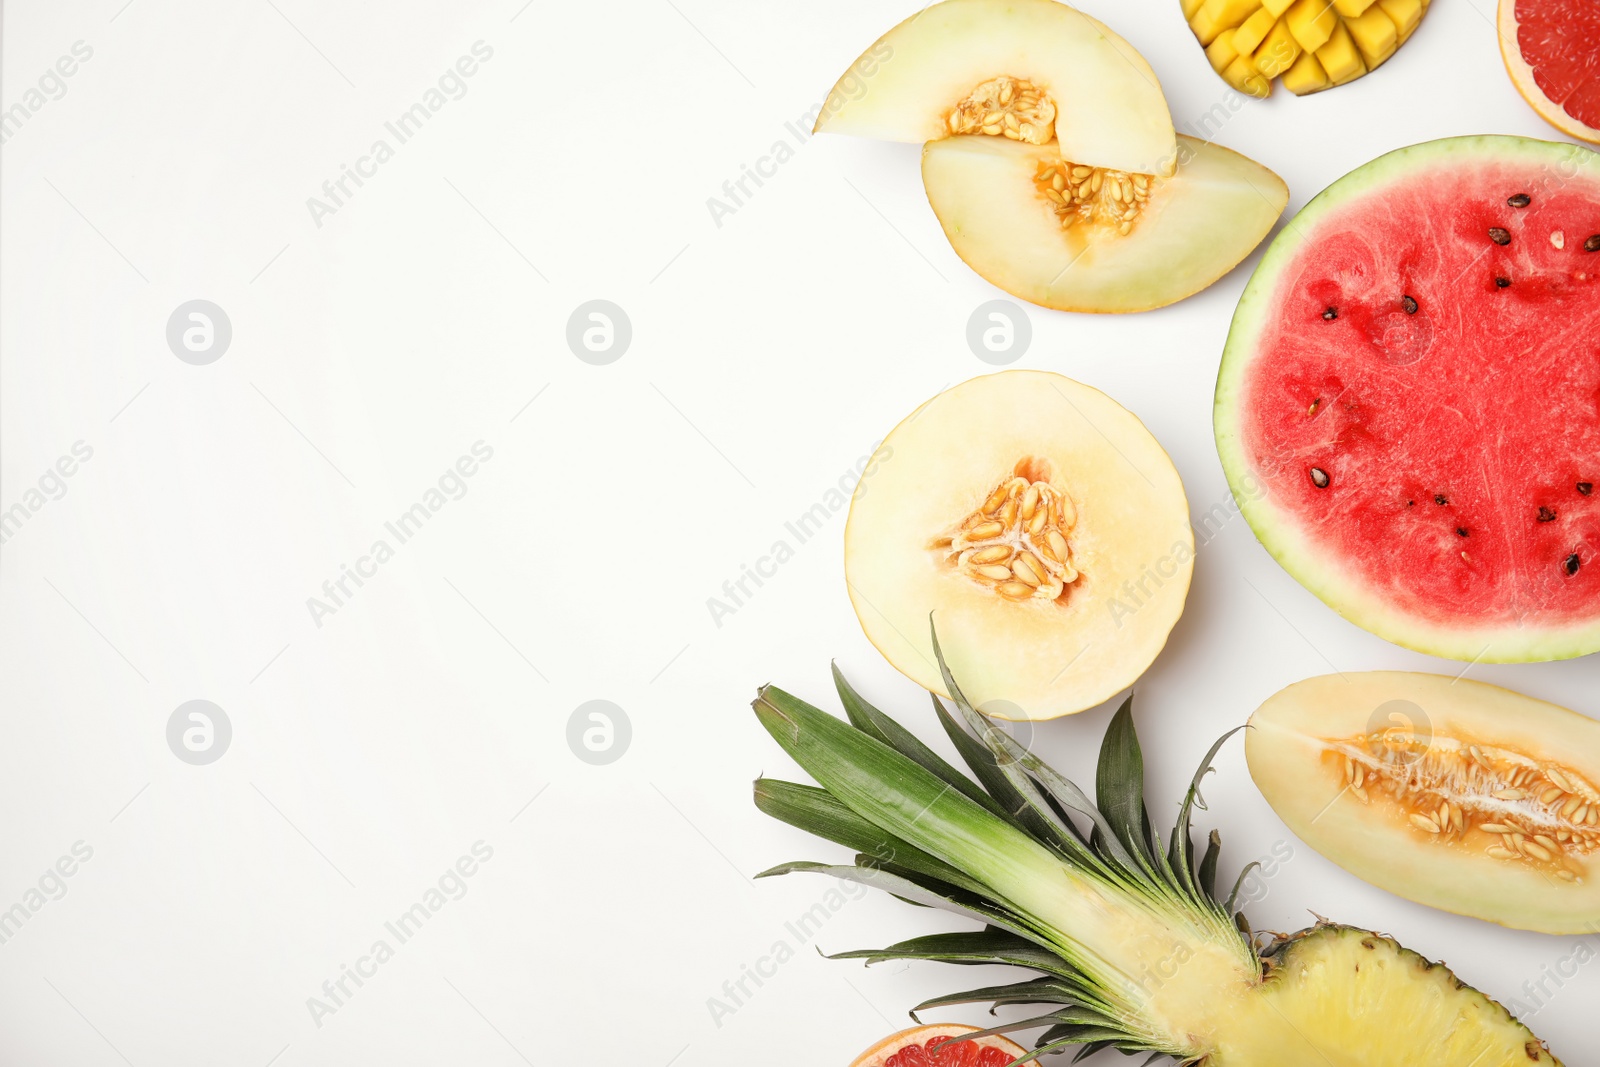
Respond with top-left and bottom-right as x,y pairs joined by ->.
928,623 -> 1140,877
930,694 -> 1103,869
824,929 -> 1080,980
910,977 -> 1097,1014
752,778 -> 991,898
832,663 -> 1006,817
1198,829 -> 1222,902
1224,860 -> 1264,914
753,859 -> 1048,947
1095,695 -> 1166,878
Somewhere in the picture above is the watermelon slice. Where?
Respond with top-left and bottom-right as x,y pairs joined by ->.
1215,135 -> 1600,662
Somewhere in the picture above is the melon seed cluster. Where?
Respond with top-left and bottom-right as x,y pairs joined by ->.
937,470 -> 1079,603
1182,0 -> 1431,99
946,76 -> 1056,146
1339,731 -> 1597,881
1032,161 -> 1152,236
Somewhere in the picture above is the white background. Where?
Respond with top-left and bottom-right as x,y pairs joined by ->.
1,0 -> 1596,1064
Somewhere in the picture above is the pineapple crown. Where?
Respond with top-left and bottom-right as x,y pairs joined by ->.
751,624 -> 1261,1065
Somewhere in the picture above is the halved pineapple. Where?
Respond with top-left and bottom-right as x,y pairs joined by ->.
922,134 -> 1288,312
751,651 -> 1563,1066
1185,0 -> 1432,97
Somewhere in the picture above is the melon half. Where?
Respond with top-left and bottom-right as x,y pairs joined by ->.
1216,135 -> 1600,662
845,371 -> 1193,719
1249,671 -> 1600,934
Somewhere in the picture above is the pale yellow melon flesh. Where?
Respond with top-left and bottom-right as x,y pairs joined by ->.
1248,671 -> 1600,934
843,371 -> 1192,720
921,135 -> 1288,313
814,0 -> 1176,176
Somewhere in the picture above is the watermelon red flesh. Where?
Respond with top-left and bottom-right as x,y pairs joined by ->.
1516,0 -> 1600,132
1217,137 -> 1600,660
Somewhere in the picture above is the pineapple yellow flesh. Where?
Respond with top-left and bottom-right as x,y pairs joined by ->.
1215,926 -> 1558,1066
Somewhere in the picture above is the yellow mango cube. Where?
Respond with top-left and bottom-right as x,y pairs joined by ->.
1346,4 -> 1398,64
1316,21 -> 1366,83
1207,29 -> 1241,73
1193,0 -> 1263,42
1378,0 -> 1423,38
1285,0 -> 1337,52
1281,49 -> 1331,94
1183,0 -> 1208,21
1232,6 -> 1278,55
1263,0 -> 1297,16
1332,0 -> 1377,15
1223,53 -> 1273,97
1253,19 -> 1303,77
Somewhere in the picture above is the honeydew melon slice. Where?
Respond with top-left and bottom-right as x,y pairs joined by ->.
1249,671 -> 1600,934
814,0 -> 1176,176
921,134 -> 1288,313
843,370 -> 1193,719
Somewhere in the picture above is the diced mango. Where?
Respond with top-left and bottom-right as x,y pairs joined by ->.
1232,6 -> 1278,55
1378,0 -> 1423,38
1281,49 -> 1331,94
1253,19 -> 1302,77
1285,0 -> 1337,52
1346,4 -> 1398,64
1207,28 -> 1241,73
1316,21 -> 1366,83
1193,0 -> 1263,42
1332,0 -> 1377,15
1222,53 -> 1273,97
1262,0 -> 1297,16
1183,0 -> 1208,21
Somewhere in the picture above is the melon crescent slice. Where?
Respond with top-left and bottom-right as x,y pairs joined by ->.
814,0 -> 1177,177
922,134 -> 1288,314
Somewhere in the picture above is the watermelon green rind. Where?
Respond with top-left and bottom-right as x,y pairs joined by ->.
1215,134 -> 1600,663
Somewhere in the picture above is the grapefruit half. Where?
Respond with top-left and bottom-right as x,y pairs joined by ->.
1499,0 -> 1600,143
849,1024 -> 1024,1067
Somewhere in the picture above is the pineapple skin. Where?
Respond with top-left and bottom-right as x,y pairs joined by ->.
1208,925 -> 1559,1067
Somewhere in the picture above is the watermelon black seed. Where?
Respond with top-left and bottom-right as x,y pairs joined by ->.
1508,194 -> 1531,208
1580,482 -> 1594,495
1539,507 -> 1557,522
1434,494 -> 1449,505
1585,236 -> 1600,253
1566,554 -> 1582,576
1309,467 -> 1330,489
1495,277 -> 1510,288
1401,295 -> 1418,314
1322,307 -> 1338,321
1457,527 -> 1469,537
1489,227 -> 1511,246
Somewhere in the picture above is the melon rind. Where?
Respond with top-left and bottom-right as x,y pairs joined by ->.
1214,135 -> 1600,663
